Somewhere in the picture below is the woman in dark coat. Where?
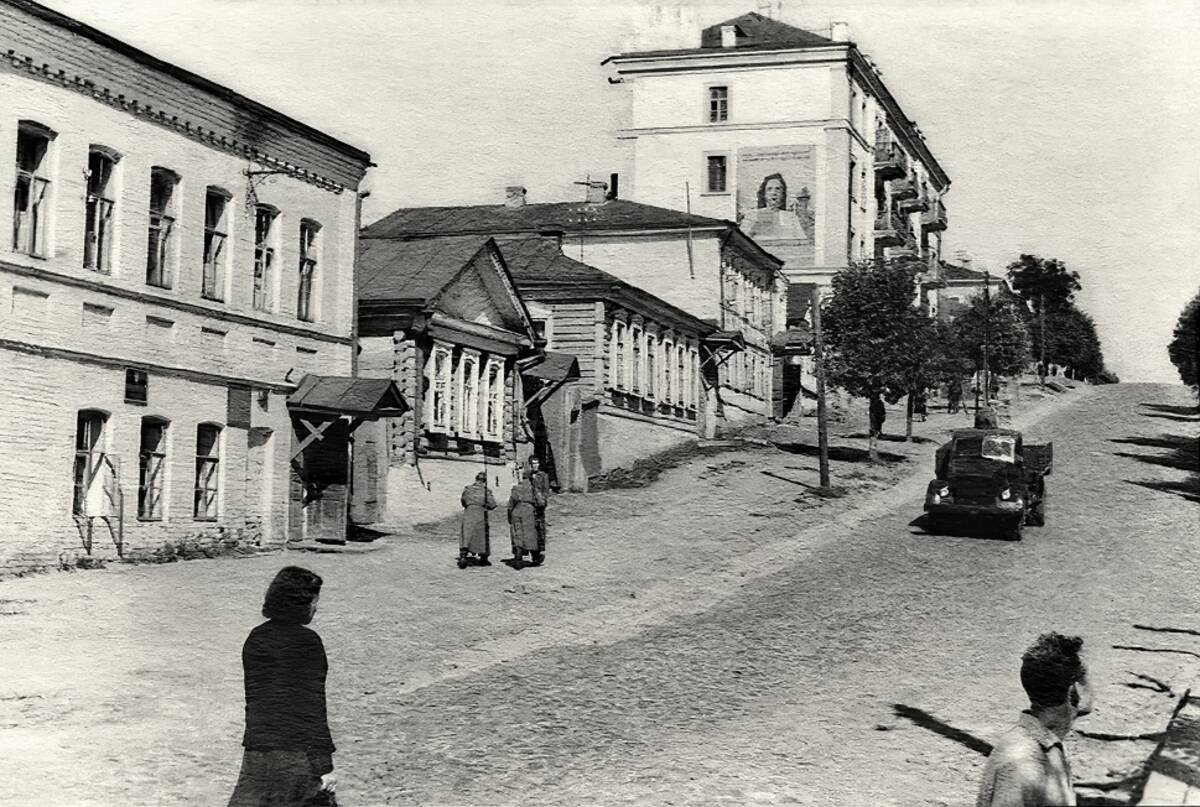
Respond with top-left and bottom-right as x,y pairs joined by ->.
459,471 -> 497,569
508,470 -> 545,565
229,566 -> 336,807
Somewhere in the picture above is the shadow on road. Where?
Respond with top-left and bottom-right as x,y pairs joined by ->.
1140,402 -> 1199,418
1113,433 -> 1200,504
840,432 -> 939,444
776,441 -> 908,464
891,704 -> 993,756
907,514 -> 1017,542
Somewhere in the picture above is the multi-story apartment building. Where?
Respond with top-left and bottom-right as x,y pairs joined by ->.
604,11 -> 951,306
0,0 -> 373,572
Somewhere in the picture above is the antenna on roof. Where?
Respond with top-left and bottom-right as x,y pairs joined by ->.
571,174 -> 591,261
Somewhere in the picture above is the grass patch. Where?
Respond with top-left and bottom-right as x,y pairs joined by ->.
590,440 -> 772,491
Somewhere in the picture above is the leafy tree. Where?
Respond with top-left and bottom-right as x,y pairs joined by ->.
1044,305 -> 1105,379
1168,289 -> 1200,392
822,259 -> 930,454
952,287 -> 1032,380
1007,254 -> 1082,312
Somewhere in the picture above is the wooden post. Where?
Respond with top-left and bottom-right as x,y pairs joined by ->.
810,285 -> 831,489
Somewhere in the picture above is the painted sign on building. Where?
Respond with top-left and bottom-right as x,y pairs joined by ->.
736,145 -> 816,268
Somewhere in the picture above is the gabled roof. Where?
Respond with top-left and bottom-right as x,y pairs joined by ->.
358,235 -> 495,303
288,375 -> 409,418
362,199 -> 729,240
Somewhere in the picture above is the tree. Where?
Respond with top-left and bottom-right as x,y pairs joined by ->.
1045,305 -> 1105,379
1007,254 -> 1082,377
1168,289 -> 1200,393
953,287 -> 1032,382
822,259 -> 930,456
1007,254 -> 1082,312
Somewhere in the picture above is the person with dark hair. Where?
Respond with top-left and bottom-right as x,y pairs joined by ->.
458,470 -> 496,569
976,632 -> 1093,807
229,566 -> 336,807
947,377 -> 964,415
746,173 -> 811,242
508,468 -> 545,565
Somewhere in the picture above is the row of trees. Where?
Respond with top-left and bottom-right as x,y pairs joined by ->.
820,254 -> 1112,453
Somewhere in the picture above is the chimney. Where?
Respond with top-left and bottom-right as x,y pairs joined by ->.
607,173 -> 619,200
830,21 -> 850,42
584,180 -> 608,204
721,24 -> 737,48
504,186 -> 526,207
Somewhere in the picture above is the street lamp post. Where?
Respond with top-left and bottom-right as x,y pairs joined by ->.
810,285 -> 831,489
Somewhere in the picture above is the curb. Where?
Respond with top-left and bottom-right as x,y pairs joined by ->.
1137,688 -> 1200,806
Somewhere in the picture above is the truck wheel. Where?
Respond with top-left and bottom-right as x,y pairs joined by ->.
1007,518 -> 1024,541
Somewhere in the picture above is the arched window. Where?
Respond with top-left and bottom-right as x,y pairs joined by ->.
252,204 -> 279,312
146,166 -> 180,288
203,186 -> 232,301
138,417 -> 169,520
193,423 -> 222,520
14,120 -> 56,257
297,219 -> 321,322
73,409 -> 109,516
84,146 -> 120,272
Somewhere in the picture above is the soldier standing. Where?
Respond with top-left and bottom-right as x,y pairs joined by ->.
528,457 -> 551,553
458,471 -> 496,569
508,469 -> 546,565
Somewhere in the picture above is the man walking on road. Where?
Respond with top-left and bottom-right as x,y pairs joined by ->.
976,632 -> 1093,807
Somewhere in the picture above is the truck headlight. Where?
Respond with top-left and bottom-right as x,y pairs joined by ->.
938,486 -> 950,498
999,488 -> 1012,501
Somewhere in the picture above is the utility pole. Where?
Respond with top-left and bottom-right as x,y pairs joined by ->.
1039,289 -> 1046,387
982,270 -> 992,408
810,284 -> 831,489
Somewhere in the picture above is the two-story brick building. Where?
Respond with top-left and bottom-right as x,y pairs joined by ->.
0,0 -> 374,572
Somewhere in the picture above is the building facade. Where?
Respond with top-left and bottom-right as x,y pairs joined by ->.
354,236 -> 539,527
364,188 -> 786,427
0,0 -> 371,572
499,236 -> 715,490
604,11 -> 951,302
937,262 -> 1008,322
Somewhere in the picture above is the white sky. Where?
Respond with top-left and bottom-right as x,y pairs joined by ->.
41,0 -> 1200,383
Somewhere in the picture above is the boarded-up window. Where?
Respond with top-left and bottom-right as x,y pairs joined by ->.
73,409 -> 109,516
297,220 -> 319,322
125,368 -> 148,404
203,187 -> 229,301
253,205 -> 278,312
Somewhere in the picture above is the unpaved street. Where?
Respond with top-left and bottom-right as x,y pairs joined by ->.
1,383 -> 1197,806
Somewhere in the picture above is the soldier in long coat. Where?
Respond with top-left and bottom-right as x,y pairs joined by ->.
527,457 -> 551,549
458,471 -> 496,569
507,470 -> 546,565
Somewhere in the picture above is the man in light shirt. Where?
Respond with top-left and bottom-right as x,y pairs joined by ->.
976,633 -> 1094,807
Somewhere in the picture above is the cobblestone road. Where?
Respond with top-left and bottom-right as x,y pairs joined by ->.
1,383 -> 1196,806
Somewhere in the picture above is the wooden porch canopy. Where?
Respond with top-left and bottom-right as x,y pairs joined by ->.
700,330 -> 746,372
521,351 -> 581,411
287,374 -> 409,460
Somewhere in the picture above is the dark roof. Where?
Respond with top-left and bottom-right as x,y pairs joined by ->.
523,351 -> 581,384
493,237 -> 620,285
4,0 -> 371,167
701,12 -> 833,49
363,199 -> 729,240
941,263 -> 992,282
358,235 -> 494,302
704,330 -> 747,351
288,375 -> 409,417
608,11 -> 832,60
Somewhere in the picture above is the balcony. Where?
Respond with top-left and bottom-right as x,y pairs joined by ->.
874,137 -> 908,179
922,198 -> 948,231
873,208 -> 912,247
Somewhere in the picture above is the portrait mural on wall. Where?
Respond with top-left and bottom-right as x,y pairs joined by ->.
736,145 -> 816,269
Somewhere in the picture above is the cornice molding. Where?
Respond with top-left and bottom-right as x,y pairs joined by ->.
1,49 -> 355,194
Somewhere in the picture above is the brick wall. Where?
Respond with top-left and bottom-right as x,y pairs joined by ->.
0,351 -> 296,574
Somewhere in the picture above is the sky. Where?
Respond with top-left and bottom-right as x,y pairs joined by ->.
40,0 -> 1200,383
